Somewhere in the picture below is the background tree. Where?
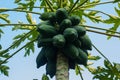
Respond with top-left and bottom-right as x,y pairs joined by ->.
0,0 -> 120,80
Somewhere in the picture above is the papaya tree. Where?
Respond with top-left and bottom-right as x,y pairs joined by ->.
0,0 -> 120,80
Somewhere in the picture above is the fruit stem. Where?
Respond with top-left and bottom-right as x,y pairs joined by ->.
56,51 -> 69,80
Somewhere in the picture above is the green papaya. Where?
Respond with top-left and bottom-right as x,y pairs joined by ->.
79,35 -> 92,50
37,36 -> 53,48
46,61 -> 56,78
40,12 -> 56,21
76,48 -> 88,66
44,46 -> 57,61
74,25 -> 86,37
37,24 -> 57,37
59,19 -> 72,33
56,8 -> 68,24
53,34 -> 66,48
63,44 -> 79,59
36,47 -> 47,68
63,28 -> 78,42
72,39 -> 81,47
69,15 -> 80,26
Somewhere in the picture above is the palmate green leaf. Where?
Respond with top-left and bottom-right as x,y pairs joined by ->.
0,14 -> 10,23
24,41 -> 35,57
84,12 -> 102,23
88,60 -> 120,80
104,15 -> 120,39
0,65 -> 9,76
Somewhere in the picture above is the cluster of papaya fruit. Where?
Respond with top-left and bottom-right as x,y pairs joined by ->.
36,8 -> 92,78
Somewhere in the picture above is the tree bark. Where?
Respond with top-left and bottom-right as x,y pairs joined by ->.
55,51 -> 69,80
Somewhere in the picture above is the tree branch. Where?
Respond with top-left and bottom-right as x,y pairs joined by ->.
80,1 -> 114,9
80,24 -> 120,35
0,24 -> 37,26
76,65 -> 84,80
92,44 -> 112,65
44,0 -> 54,12
0,28 -> 36,54
71,0 -> 88,13
0,8 -> 41,15
0,39 -> 36,65
87,29 -> 120,38
68,0 -> 79,14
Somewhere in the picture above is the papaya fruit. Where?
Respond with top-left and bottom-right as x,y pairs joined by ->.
79,35 -> 92,50
40,12 -> 56,21
44,46 -> 57,61
53,34 -> 66,48
46,61 -> 56,78
37,37 -> 53,48
63,44 -> 79,59
56,8 -> 68,24
59,19 -> 72,33
74,25 -> 86,37
69,15 -> 80,26
36,47 -> 47,68
68,58 -> 76,69
63,28 -> 78,42
37,24 -> 57,37
72,39 -> 81,47
76,48 -> 88,66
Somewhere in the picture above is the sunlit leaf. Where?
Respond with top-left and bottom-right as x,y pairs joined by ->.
26,13 -> 33,24
115,7 -> 120,17
88,54 -> 101,60
0,14 -> 10,23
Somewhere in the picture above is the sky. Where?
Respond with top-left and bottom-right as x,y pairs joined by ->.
0,0 -> 120,80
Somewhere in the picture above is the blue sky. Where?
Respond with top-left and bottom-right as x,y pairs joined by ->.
0,0 -> 120,80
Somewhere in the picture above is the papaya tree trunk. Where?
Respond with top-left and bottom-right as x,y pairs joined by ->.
56,51 -> 69,80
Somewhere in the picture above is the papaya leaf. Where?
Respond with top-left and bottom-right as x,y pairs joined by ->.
24,40 -> 35,57
115,7 -> 120,17
84,12 -> 102,23
0,65 -> 9,76
0,14 -> 10,23
26,13 -> 33,24
113,0 -> 120,3
104,14 -> 120,39
88,60 -> 120,80
88,54 -> 101,61
0,29 -> 4,39
14,0 -> 21,3
0,44 -> 2,50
